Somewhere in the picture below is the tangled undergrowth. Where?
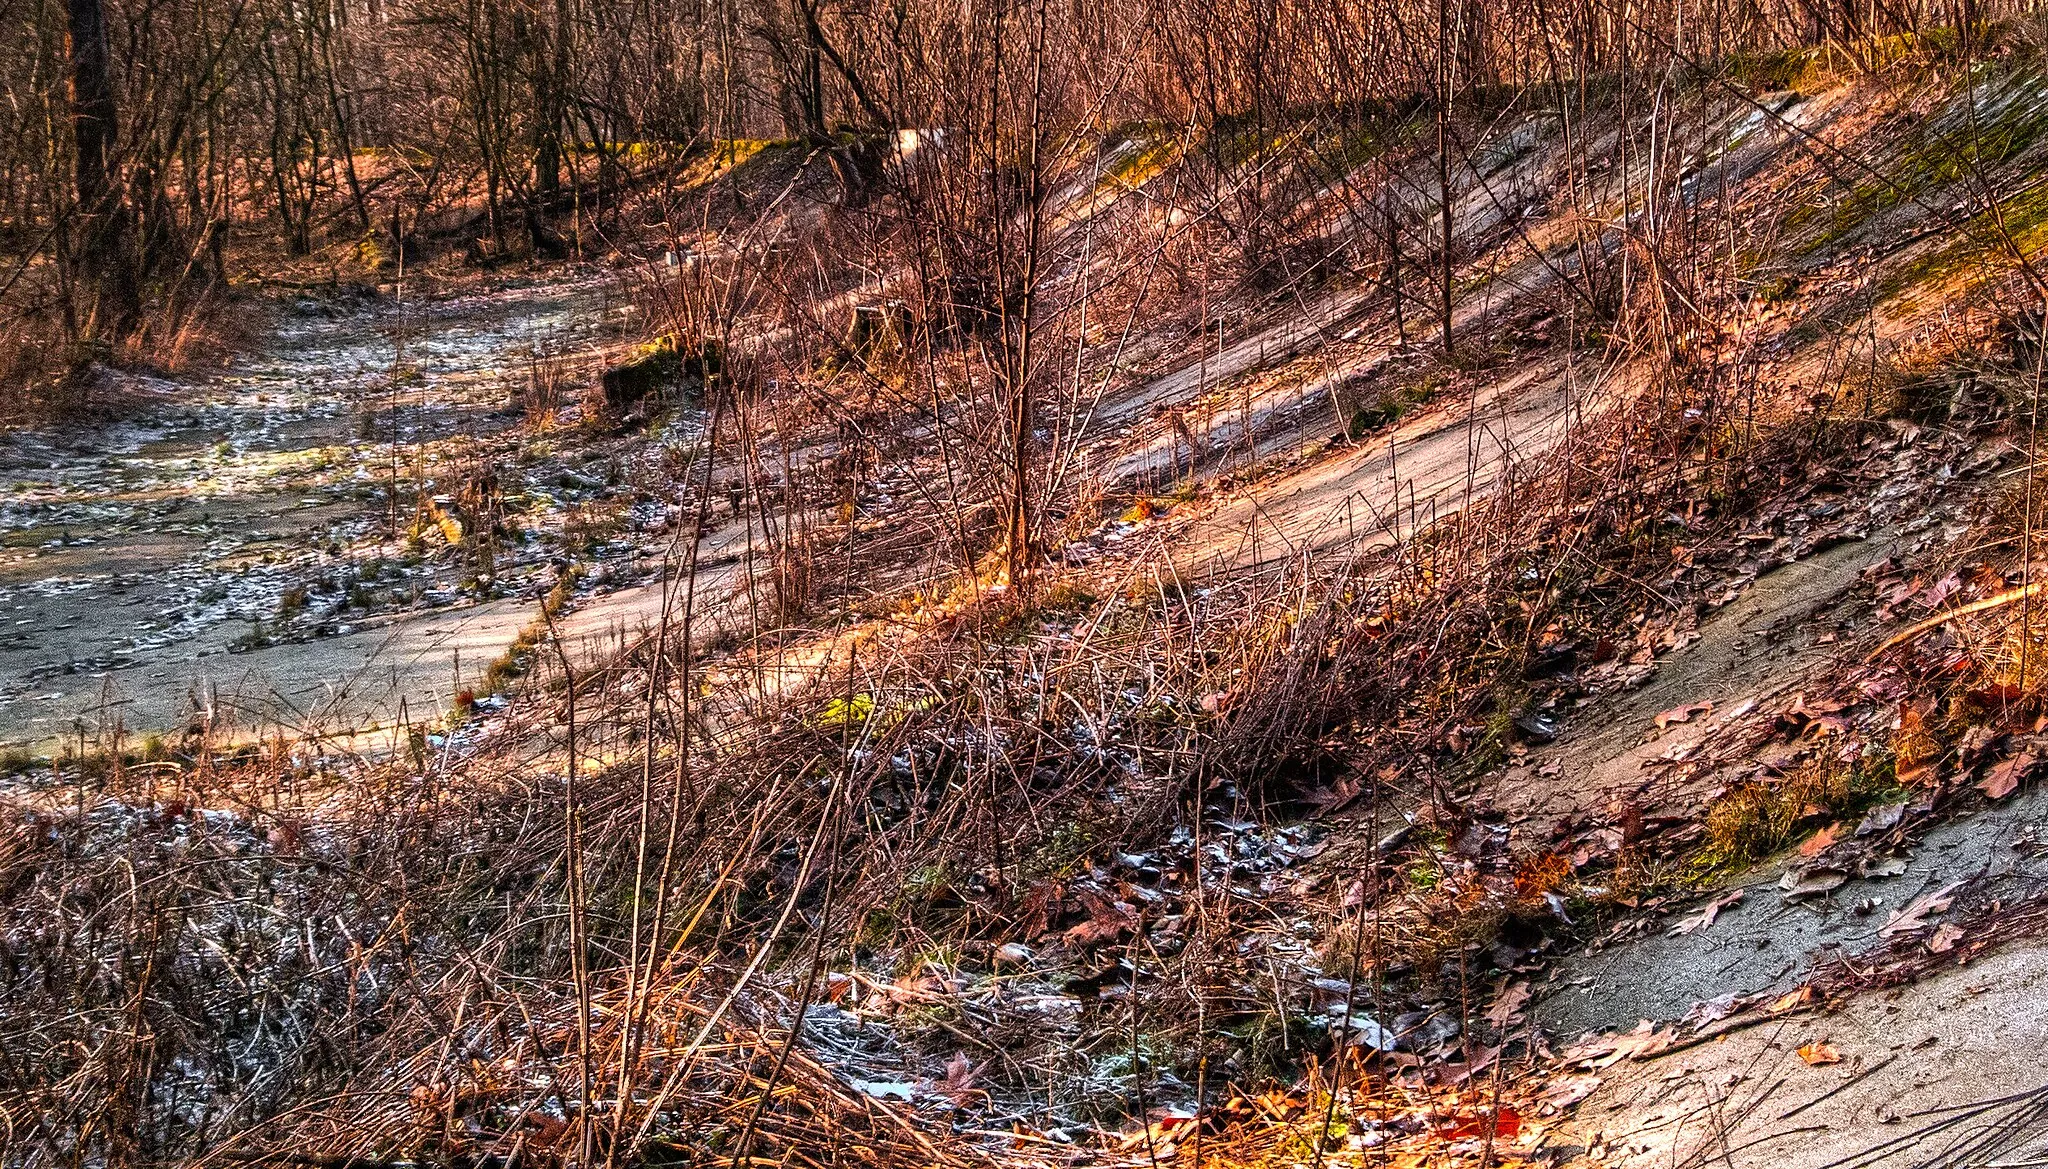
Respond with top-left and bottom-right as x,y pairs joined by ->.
0,348 -> 1969,1168
23,26 -> 2048,1169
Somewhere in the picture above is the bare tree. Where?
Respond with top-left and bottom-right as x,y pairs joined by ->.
66,0 -> 136,334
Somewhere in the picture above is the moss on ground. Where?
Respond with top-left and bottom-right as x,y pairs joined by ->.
1795,66 -> 2048,255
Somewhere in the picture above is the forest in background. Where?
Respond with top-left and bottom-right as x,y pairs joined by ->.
1,0 -> 2002,403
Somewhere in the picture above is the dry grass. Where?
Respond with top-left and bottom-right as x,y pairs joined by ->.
0,270 -> 244,426
1701,755 -> 1882,865
17,38 -> 2048,1169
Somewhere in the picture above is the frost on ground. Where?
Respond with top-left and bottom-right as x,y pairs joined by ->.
0,272 -> 680,753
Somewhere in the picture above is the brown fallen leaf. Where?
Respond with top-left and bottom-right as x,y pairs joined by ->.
1781,864 -> 1850,900
1927,922 -> 1967,954
1438,1107 -> 1522,1140
1304,776 -> 1361,816
1920,572 -> 1963,609
1979,752 -> 2038,800
1969,682 -> 2025,706
1856,801 -> 1906,836
1656,700 -> 1714,730
937,1051 -> 986,1105
1959,724 -> 2000,759
1558,1033 -> 1623,1068
1535,1074 -> 1602,1115
1063,890 -> 1139,947
1251,1088 -> 1308,1121
1669,888 -> 1745,935
1797,1041 -> 1842,1066
1604,1020 -> 1676,1064
1799,715 -> 1850,740
1016,882 -> 1063,941
1768,985 -> 1816,1014
1798,824 -> 1841,857
1895,761 -> 1938,788
1882,880 -> 1965,936
1564,1022 -> 1670,1068
1681,991 -> 1745,1028
1486,980 -> 1532,1029
1778,694 -> 1848,738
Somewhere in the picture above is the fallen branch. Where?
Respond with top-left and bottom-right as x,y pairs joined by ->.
1865,582 -> 2048,663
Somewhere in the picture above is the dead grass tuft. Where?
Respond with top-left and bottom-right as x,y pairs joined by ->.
1702,755 -> 1888,866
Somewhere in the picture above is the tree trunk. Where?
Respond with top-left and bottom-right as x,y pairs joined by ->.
535,0 -> 572,201
1004,0 -> 1050,593
1436,0 -> 1456,359
68,0 -> 138,336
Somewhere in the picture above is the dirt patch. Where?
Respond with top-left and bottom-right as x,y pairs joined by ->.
1534,784 -> 2048,1039
0,272 -> 643,753
1159,356 -> 1589,574
1549,936 -> 2048,1167
1503,533 -> 1898,828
